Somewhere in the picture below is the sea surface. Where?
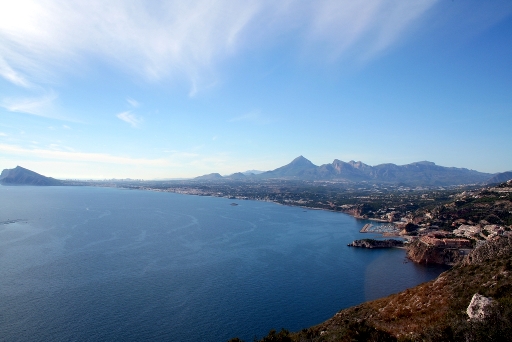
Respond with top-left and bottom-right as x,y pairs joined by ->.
0,186 -> 447,341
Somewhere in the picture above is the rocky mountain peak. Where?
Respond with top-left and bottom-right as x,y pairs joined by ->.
289,155 -> 316,167
348,160 -> 369,169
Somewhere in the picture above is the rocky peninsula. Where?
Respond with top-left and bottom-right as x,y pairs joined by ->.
347,238 -> 404,248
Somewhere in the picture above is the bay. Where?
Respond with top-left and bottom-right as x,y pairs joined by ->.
0,186 -> 446,341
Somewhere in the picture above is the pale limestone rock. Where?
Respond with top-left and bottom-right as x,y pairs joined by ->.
467,293 -> 494,321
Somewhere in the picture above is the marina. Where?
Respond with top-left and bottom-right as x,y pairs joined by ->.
360,223 -> 401,236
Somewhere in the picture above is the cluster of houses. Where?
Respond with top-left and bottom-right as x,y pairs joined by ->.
410,224 -> 508,249
453,224 -> 506,240
419,234 -> 472,248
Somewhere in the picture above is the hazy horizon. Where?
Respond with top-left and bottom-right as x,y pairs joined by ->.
1,1 -> 511,179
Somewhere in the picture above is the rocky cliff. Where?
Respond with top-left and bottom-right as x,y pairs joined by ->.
406,239 -> 466,265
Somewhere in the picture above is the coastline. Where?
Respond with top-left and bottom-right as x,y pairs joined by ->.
109,184 -> 467,266
127,185 -> 438,265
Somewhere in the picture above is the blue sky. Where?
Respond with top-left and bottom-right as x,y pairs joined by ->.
1,1 -> 511,179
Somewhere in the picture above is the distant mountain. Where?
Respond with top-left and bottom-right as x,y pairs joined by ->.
259,155 -> 318,179
194,156 -> 493,186
367,161 -> 491,186
257,156 -> 492,186
225,172 -> 247,180
316,160 -> 372,182
242,170 -> 265,175
486,171 -> 512,185
0,166 -> 63,186
194,173 -> 224,181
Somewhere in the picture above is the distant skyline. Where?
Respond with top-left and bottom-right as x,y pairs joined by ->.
1,1 -> 511,179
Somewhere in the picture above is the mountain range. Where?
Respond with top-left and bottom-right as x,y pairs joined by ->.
1,157 -> 510,186
198,156 -> 503,186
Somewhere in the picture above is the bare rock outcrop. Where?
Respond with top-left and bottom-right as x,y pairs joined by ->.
406,239 -> 465,265
467,293 -> 495,321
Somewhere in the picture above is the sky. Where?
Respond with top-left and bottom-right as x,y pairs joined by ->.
1,0 -> 511,179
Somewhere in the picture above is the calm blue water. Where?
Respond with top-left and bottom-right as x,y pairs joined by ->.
0,186 -> 446,341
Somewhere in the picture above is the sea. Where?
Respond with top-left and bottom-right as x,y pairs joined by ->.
0,186 -> 447,342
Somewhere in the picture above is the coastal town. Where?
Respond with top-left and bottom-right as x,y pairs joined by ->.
345,180 -> 512,263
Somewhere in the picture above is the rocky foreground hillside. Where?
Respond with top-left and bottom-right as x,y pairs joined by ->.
232,236 -> 512,342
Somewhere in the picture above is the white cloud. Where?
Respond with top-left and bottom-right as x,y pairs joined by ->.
0,142 -> 236,178
127,97 -> 140,108
0,91 -> 60,118
229,110 -> 272,125
163,150 -> 198,157
0,143 -> 168,166
0,0 -> 442,93
304,1 -> 438,60
0,132 -> 7,136
0,56 -> 31,87
0,0 -> 263,89
117,111 -> 143,128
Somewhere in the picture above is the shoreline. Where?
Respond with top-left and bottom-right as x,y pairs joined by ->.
127,184 -> 416,238
100,184 -> 467,266
57,182 -> 402,226
130,185 -> 427,259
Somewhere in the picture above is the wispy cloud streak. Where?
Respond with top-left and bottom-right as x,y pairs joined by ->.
127,97 -> 140,108
0,56 -> 31,87
0,143 -> 168,166
305,1 -> 438,59
0,91 -> 59,118
117,111 -> 143,128
0,0 -> 440,92
229,110 -> 272,125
